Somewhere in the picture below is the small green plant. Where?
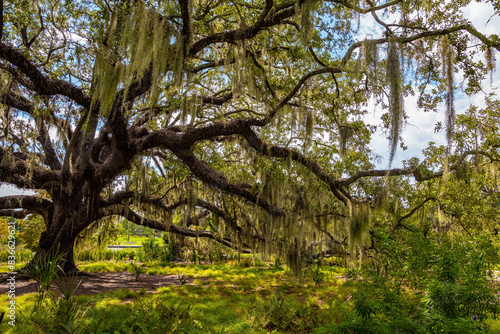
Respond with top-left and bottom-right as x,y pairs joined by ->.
51,275 -> 90,333
178,273 -> 188,285
18,248 -> 91,333
353,291 -> 378,320
55,272 -> 83,301
325,265 -> 337,278
311,264 -> 325,286
129,262 -> 146,281
135,248 -> 145,262
21,246 -> 64,304
128,299 -> 199,332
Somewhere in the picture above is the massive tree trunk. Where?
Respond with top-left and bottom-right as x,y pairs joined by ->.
30,197 -> 90,273
36,227 -> 80,274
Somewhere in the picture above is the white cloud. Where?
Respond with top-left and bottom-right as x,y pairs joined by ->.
0,183 -> 35,197
462,2 -> 500,35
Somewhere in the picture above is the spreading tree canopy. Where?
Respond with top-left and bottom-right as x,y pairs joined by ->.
0,0 -> 499,273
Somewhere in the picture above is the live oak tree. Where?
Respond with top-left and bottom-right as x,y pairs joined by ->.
0,0 -> 499,273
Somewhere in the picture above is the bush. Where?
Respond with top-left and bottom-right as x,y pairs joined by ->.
17,215 -> 46,251
0,247 -> 33,263
239,257 -> 253,268
188,250 -> 204,264
161,234 -> 177,262
419,235 -> 499,331
113,250 -> 130,261
141,237 -> 176,262
142,238 -> 160,261
335,232 -> 500,333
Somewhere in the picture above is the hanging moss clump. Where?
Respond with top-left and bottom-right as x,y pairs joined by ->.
372,185 -> 388,213
455,158 -> 469,181
286,237 -> 304,278
362,40 -> 378,86
339,125 -> 354,157
386,37 -> 404,165
436,204 -> 450,233
347,201 -> 371,252
485,45 -> 496,84
0,70 -> 12,97
93,1 -> 177,116
299,0 -> 315,41
440,35 -> 455,146
304,110 -> 314,150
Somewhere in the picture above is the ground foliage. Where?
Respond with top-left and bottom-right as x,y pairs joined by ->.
1,258 -> 500,333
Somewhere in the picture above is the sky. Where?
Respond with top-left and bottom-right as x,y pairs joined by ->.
363,2 -> 500,168
1,2 -> 499,197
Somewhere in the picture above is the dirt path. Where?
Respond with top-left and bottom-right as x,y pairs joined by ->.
0,272 -> 194,297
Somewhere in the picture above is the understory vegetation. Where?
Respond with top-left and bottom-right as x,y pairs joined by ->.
2,229 -> 500,333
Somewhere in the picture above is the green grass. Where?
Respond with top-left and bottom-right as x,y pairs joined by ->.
78,261 -> 128,273
114,235 -> 160,245
0,261 -> 348,333
1,260 -> 498,333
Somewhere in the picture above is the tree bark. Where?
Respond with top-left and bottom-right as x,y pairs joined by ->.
29,198 -> 90,274
34,229 -> 79,273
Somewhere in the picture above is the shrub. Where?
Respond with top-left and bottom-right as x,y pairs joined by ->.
126,298 -> 199,333
140,237 -> 177,262
161,235 -> 177,262
0,247 -> 33,263
239,257 -> 253,268
75,249 -> 114,262
142,238 -> 160,261
338,232 -> 500,332
112,250 -> 129,261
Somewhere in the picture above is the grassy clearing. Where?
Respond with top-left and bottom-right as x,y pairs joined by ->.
0,261 -> 351,333
115,235 -> 157,245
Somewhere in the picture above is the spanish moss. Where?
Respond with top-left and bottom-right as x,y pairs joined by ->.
386,37 -> 404,165
441,35 -> 455,148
